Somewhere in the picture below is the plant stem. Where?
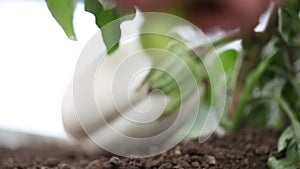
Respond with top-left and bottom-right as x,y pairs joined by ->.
230,5 -> 279,130
193,31 -> 243,55
231,52 -> 274,130
212,31 -> 243,47
267,94 -> 300,141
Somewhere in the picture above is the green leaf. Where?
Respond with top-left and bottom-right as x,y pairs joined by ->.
140,14 -> 180,50
46,0 -> 76,40
278,0 -> 300,43
98,0 -> 116,10
268,141 -> 300,169
219,49 -> 238,73
268,156 -> 285,169
278,126 -> 294,152
271,95 -> 300,142
242,101 -> 270,128
268,156 -> 296,169
218,49 -> 238,83
84,0 -> 135,54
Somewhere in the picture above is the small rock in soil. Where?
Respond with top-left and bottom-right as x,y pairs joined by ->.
206,155 -> 217,165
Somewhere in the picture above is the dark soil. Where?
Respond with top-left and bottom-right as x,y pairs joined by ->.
0,128 -> 279,169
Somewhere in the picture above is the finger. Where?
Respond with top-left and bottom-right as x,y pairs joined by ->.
222,0 -> 271,32
188,9 -> 239,32
116,0 -> 187,11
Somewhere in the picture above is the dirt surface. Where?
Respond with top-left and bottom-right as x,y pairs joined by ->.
0,128 -> 279,169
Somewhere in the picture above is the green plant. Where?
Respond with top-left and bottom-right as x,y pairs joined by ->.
46,0 -> 135,54
46,0 -> 300,168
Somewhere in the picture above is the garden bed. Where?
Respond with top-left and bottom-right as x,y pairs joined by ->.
0,128 -> 279,169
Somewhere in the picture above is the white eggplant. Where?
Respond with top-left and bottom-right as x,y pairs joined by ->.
62,36 -> 201,157
60,12 -> 228,157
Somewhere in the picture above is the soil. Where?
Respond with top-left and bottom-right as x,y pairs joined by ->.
0,128 -> 279,169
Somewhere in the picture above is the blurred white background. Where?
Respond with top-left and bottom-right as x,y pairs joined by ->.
0,0 -> 97,138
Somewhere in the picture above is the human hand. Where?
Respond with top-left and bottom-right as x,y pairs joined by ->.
117,0 -> 271,33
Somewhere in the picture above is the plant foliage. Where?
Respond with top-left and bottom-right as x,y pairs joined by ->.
46,0 -> 135,53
